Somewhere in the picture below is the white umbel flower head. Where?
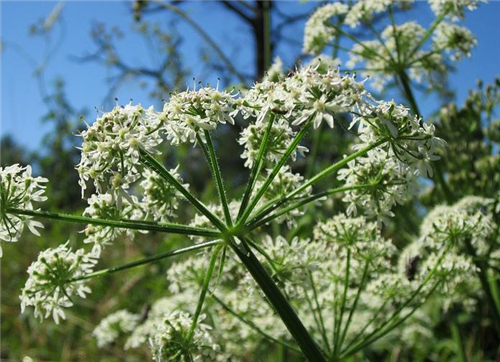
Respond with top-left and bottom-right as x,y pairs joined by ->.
93,310 -> 141,348
433,22 -> 477,60
421,196 -> 493,254
337,148 -> 419,223
0,164 -> 48,256
83,192 -> 145,256
77,103 -> 162,200
344,0 -> 393,28
161,84 -> 237,145
428,0 -> 485,20
242,65 -> 366,129
238,117 -> 308,168
149,311 -> 219,362
303,3 -> 349,54
20,242 -> 97,324
140,167 -> 189,222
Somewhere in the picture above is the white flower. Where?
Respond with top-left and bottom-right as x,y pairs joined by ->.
251,166 -> 313,227
347,22 -> 447,92
20,242 -> 97,324
77,103 -> 162,200
314,214 -> 396,266
83,193 -> 145,256
307,55 -> 341,73
344,0 -> 394,28
149,311 -> 219,362
93,310 -> 141,348
238,117 -> 308,168
428,0 -> 485,20
0,164 -> 48,255
337,148 -> 419,224
161,85 -> 237,145
140,167 -> 189,222
420,196 -> 493,254
303,3 -> 349,54
263,56 -> 285,82
242,65 -> 366,129
433,22 -> 477,60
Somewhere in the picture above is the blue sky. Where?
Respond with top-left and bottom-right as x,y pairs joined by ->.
1,1 -> 499,152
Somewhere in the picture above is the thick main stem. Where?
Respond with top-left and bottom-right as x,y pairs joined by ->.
230,237 -> 326,362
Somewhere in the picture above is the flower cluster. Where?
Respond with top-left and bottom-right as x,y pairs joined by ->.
91,211 -> 483,359
93,310 -> 141,347
420,196 -> 494,254
149,311 -> 219,362
348,22 -> 446,91
429,0 -> 485,19
238,118 -> 308,168
0,164 -> 47,255
433,22 -> 477,61
241,65 -> 366,128
77,104 -> 161,200
82,193 -> 145,256
338,149 -> 419,222
161,85 -> 237,145
303,3 -> 348,54
315,214 -> 396,269
140,167 -> 188,222
337,101 -> 444,222
344,0 -> 394,28
20,242 -> 97,324
304,1 -> 479,93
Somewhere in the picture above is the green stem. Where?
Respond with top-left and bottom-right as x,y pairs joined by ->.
139,150 -> 227,232
247,184 -> 374,230
237,117 -> 314,226
366,21 -> 397,66
8,208 -> 220,238
328,24 -> 392,64
341,280 -> 441,358
308,271 -> 331,355
187,243 -> 223,342
304,123 -> 323,180
334,248 -> 351,355
286,139 -> 387,201
211,293 -> 301,354
230,236 -> 326,362
338,260 -> 370,351
342,298 -> 390,353
388,5 -> 402,65
70,240 -> 221,282
407,11 -> 447,61
451,321 -> 468,362
341,245 -> 450,357
200,131 -> 232,226
245,139 -> 387,229
397,71 -> 420,118
237,113 -> 276,220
